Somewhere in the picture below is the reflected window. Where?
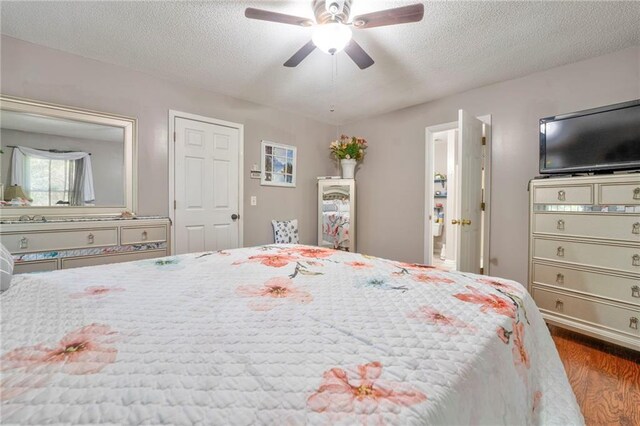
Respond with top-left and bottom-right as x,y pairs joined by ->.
26,157 -> 74,206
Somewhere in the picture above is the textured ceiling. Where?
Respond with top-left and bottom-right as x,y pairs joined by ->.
1,1 -> 638,124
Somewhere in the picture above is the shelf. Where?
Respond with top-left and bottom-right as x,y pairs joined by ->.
434,179 -> 447,183
434,195 -> 447,199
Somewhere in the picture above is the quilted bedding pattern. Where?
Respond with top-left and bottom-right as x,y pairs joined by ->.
0,244 -> 583,425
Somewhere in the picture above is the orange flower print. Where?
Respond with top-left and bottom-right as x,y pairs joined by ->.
497,326 -> 512,344
453,286 -> 516,318
1,324 -> 118,400
477,277 -> 520,293
236,277 -> 313,311
70,286 -> 125,299
233,253 -> 299,268
284,247 -> 335,259
408,306 -> 469,330
512,321 -> 530,369
345,261 -> 373,269
413,273 -> 455,284
307,361 -> 426,415
395,262 -> 435,271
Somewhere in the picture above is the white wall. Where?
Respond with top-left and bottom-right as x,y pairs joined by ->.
0,35 -> 336,246
339,46 -> 640,285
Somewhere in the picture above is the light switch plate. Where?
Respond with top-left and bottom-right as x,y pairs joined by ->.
250,196 -> 257,206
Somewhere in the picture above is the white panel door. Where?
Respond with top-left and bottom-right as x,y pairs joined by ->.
174,117 -> 240,254
455,110 -> 484,273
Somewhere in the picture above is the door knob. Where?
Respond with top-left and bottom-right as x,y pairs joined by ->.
461,219 -> 471,226
231,214 -> 239,220
451,219 -> 460,225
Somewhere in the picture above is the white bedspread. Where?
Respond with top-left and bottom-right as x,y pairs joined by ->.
0,244 -> 583,425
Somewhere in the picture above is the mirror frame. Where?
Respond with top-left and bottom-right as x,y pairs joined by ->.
0,95 -> 137,218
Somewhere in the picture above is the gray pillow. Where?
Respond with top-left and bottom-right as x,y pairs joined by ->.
0,242 -> 14,292
272,219 -> 299,244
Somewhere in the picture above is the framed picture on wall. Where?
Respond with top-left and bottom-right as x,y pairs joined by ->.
261,141 -> 297,187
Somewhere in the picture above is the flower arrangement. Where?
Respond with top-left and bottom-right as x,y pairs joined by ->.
329,135 -> 367,161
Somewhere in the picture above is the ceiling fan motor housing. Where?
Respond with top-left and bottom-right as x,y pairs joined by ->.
312,0 -> 352,24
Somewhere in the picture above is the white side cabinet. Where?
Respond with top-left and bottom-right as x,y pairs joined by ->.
529,174 -> 640,351
318,179 -> 356,252
0,217 -> 171,273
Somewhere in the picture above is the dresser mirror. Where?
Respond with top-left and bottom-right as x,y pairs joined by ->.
0,95 -> 137,218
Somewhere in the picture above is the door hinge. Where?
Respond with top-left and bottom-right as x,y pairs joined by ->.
481,136 -> 486,146
173,200 -> 177,210
173,131 -> 176,142
481,202 -> 486,211
480,267 -> 484,274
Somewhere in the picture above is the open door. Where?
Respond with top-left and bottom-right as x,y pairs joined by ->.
455,110 -> 484,273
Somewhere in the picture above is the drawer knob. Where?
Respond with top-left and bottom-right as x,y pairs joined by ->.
557,219 -> 565,231
634,187 -> 640,200
555,299 -> 564,311
557,246 -> 565,257
632,285 -> 640,298
19,237 -> 28,249
630,317 -> 638,330
557,190 -> 566,201
556,273 -> 564,285
633,222 -> 640,235
633,254 -> 640,267
142,230 -> 148,241
87,233 -> 95,244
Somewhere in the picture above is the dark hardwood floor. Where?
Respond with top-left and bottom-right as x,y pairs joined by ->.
550,326 -> 640,426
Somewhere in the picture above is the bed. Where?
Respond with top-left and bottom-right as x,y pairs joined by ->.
0,244 -> 583,425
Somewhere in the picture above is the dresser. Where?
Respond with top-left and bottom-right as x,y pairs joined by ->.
529,174 -> 640,350
0,216 -> 171,274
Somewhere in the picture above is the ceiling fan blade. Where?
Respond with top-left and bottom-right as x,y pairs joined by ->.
344,39 -> 374,70
351,3 -> 424,29
245,8 -> 314,27
284,40 -> 317,67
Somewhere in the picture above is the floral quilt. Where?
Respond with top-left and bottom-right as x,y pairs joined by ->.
0,244 -> 583,425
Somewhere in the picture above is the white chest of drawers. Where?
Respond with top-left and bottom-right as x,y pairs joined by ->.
529,174 -> 640,351
0,217 -> 171,274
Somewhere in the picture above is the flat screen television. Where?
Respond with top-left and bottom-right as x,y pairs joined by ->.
539,99 -> 640,174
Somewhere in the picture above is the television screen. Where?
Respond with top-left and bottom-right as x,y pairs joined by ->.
540,100 -> 640,174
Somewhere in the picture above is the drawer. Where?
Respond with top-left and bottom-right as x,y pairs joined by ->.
121,226 -> 167,245
532,287 -> 639,338
61,249 -> 167,269
533,185 -> 592,204
599,182 -> 640,205
532,262 -> 640,306
13,259 -> 58,274
533,238 -> 640,274
532,213 -> 640,242
1,228 -> 118,253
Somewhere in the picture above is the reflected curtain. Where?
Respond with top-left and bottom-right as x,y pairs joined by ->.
10,146 -> 95,205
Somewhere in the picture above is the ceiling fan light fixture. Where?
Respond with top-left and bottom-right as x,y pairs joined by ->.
312,23 -> 352,54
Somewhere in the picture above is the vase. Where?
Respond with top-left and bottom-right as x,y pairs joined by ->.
340,159 -> 357,179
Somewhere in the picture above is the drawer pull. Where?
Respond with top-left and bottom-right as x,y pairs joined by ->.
556,273 -> 564,285
555,299 -> 564,311
557,190 -> 566,201
632,285 -> 640,298
633,254 -> 640,267
557,219 -> 565,231
633,222 -> 640,235
630,317 -> 638,330
556,246 -> 565,257
19,237 -> 28,249
142,230 -> 148,241
634,187 -> 640,200
87,233 -> 95,244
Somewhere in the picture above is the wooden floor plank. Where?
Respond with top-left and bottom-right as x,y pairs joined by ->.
550,326 -> 640,426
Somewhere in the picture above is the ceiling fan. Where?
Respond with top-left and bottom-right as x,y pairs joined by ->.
245,0 -> 424,69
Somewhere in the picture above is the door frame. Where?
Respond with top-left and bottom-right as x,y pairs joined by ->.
423,114 -> 492,274
168,110 -> 244,255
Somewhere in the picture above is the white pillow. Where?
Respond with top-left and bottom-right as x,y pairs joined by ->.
0,242 -> 14,292
272,219 -> 299,244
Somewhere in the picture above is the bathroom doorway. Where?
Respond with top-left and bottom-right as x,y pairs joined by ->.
424,111 -> 492,274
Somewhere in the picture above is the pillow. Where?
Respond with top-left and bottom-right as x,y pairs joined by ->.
0,242 -> 14,292
272,219 -> 299,244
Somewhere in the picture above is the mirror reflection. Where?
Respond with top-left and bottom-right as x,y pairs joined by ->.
1,111 -> 125,207
321,184 -> 351,251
